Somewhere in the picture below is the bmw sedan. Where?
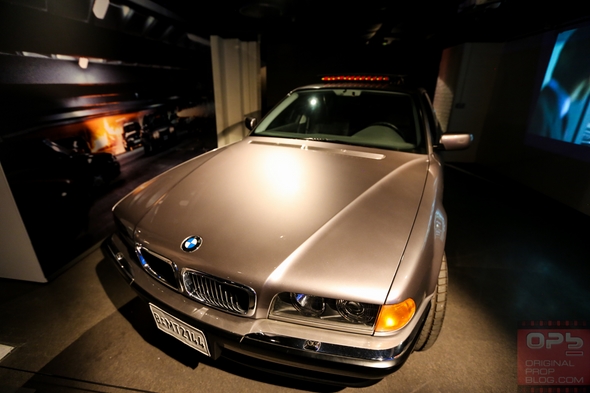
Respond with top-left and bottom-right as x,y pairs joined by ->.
102,75 -> 472,386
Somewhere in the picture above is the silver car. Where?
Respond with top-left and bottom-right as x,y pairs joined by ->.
102,76 -> 472,385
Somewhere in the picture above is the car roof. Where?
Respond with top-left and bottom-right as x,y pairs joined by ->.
290,82 -> 426,96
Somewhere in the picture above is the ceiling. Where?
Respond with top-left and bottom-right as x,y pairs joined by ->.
3,0 -> 590,70
141,0 -> 590,47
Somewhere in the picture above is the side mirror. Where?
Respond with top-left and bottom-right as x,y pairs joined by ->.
434,134 -> 473,151
244,117 -> 257,131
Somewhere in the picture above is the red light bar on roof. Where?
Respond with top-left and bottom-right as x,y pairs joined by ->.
321,75 -> 390,82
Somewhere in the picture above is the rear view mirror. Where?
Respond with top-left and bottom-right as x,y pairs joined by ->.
244,117 -> 257,131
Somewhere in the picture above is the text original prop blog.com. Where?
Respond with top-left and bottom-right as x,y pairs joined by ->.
518,321 -> 590,391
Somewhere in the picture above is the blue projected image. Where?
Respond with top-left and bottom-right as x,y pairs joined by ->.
528,26 -> 590,148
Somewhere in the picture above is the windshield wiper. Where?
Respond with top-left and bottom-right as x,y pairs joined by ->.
303,137 -> 339,142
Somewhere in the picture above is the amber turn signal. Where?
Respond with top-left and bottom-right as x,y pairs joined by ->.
374,298 -> 416,332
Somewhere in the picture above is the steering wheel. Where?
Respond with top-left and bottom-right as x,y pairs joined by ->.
369,121 -> 397,132
368,122 -> 406,140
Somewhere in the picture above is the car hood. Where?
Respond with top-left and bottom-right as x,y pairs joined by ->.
121,137 -> 429,305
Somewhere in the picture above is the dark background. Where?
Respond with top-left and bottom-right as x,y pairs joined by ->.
3,0 -> 590,135
2,0 -> 590,277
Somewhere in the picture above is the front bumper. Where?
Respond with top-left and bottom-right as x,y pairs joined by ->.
125,138 -> 142,148
101,233 -> 426,383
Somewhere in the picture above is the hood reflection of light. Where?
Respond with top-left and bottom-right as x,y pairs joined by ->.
264,151 -> 302,198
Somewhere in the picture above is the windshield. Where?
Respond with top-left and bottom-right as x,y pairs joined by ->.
123,122 -> 140,133
253,89 -> 424,153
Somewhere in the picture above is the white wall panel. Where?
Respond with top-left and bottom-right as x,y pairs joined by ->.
211,36 -> 261,147
0,163 -> 46,282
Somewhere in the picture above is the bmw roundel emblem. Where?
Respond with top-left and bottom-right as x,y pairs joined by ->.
181,236 -> 202,252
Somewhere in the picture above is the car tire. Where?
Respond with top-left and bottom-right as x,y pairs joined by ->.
413,252 -> 448,352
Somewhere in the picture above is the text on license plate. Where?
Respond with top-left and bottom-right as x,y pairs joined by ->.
149,303 -> 210,357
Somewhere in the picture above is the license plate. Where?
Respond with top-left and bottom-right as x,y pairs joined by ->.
149,303 -> 210,357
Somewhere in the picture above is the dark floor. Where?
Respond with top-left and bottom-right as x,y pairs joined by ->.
1,159 -> 589,393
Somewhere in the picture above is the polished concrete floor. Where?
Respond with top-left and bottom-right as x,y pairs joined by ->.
1,162 -> 589,393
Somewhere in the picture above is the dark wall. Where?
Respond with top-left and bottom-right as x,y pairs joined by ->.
0,54 -> 212,138
0,1 -> 203,69
476,34 -> 590,215
261,38 -> 443,112
0,0 -> 213,138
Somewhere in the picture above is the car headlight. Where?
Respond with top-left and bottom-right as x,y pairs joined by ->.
270,292 -> 380,334
336,299 -> 378,324
270,292 -> 415,334
291,293 -> 325,317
